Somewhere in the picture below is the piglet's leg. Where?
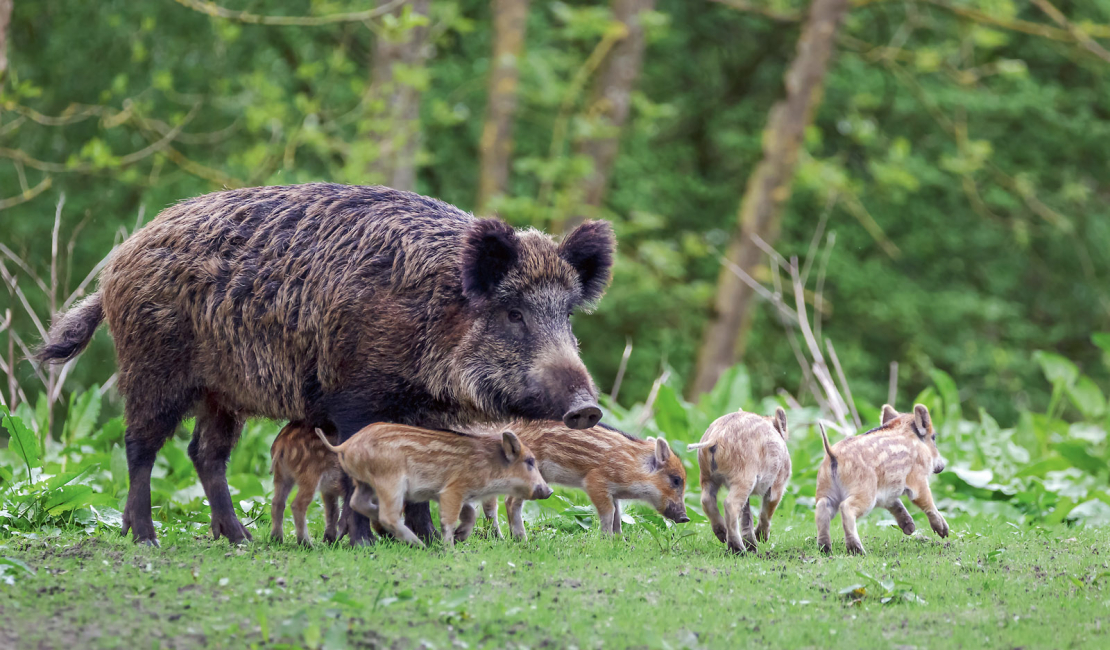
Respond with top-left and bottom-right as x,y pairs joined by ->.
907,472 -> 948,538
270,471 -> 294,543
723,489 -> 754,554
700,480 -> 725,544
481,497 -> 502,539
756,486 -> 784,544
369,483 -> 423,548
506,496 -> 527,541
611,500 -> 622,535
839,497 -> 868,555
322,490 -> 342,543
887,499 -> 916,536
292,477 -> 320,546
586,474 -> 616,536
815,497 -> 836,554
438,491 -> 464,549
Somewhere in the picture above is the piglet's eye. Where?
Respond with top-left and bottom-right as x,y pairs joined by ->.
508,310 -> 524,323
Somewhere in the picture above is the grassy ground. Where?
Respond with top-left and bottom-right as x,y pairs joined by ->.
1,508 -> 1108,650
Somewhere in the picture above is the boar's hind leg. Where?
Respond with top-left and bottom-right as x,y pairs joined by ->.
188,398 -> 251,544
121,396 -> 193,546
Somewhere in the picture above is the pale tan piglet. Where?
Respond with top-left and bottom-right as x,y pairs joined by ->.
689,408 -> 791,553
815,404 -> 949,555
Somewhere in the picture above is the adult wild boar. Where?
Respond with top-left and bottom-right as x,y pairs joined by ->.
36,183 -> 614,546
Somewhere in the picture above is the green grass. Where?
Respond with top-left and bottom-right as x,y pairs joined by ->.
2,509 -> 1108,649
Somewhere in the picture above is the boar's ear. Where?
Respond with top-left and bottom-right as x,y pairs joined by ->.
773,407 -> 788,440
654,437 -> 672,466
461,219 -> 521,301
501,430 -> 522,463
913,404 -> 932,439
559,220 -> 615,306
881,404 -> 899,426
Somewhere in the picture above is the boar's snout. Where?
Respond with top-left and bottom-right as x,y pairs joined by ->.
563,401 -> 601,430
532,483 -> 553,500
663,501 -> 689,523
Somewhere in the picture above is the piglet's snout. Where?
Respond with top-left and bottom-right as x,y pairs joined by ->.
664,501 -> 689,523
934,454 -> 947,474
532,483 -> 554,500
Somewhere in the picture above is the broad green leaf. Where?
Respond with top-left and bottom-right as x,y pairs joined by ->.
43,485 -> 95,515
1033,351 -> 1078,387
700,364 -> 752,418
0,556 -> 34,575
2,408 -> 41,472
1067,376 -> 1106,419
64,386 -> 102,444
652,384 -> 689,440
929,368 -> 961,420
1092,333 -> 1110,355
1015,454 -> 1071,478
1052,441 -> 1105,475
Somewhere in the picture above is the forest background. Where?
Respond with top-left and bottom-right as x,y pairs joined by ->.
1,0 -> 1109,433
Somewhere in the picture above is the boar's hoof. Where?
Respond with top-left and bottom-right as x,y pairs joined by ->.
563,405 -> 602,430
137,538 -> 160,548
323,532 -> 338,544
271,533 -> 285,544
212,517 -> 252,545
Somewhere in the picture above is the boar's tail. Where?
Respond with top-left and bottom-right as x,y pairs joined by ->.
34,293 -> 104,364
314,428 -> 341,454
819,423 -> 837,475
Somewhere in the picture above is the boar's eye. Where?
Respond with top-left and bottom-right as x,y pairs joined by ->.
508,309 -> 524,324
669,474 -> 682,489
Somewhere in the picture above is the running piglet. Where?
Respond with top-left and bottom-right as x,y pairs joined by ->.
815,404 -> 948,555
689,408 -> 790,553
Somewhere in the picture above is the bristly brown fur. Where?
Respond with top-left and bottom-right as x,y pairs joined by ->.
270,422 -> 346,546
34,183 -> 615,547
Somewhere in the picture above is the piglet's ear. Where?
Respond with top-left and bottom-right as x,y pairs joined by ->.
654,437 -> 672,466
913,404 -> 932,439
559,220 -> 615,305
881,404 -> 899,425
501,430 -> 522,463
773,407 -> 788,440
461,219 -> 521,301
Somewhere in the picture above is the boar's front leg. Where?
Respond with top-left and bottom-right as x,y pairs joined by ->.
188,398 -> 251,544
453,503 -> 478,542
907,472 -> 948,539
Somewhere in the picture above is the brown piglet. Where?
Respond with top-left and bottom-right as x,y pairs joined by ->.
689,408 -> 791,553
482,421 -> 689,540
815,404 -> 949,555
315,424 -> 552,548
270,423 -> 347,546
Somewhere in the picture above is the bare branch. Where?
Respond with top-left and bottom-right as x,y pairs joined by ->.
0,261 -> 47,339
888,360 -> 899,407
0,175 -> 52,211
813,231 -> 836,342
171,0 -> 409,26
1032,0 -> 1110,63
610,337 -> 634,403
826,339 -> 861,430
0,242 -> 48,294
800,192 -> 836,285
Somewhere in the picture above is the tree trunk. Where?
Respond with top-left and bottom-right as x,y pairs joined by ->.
0,0 -> 12,80
691,0 -> 849,397
567,0 -> 654,230
477,0 -> 530,213
367,0 -> 430,192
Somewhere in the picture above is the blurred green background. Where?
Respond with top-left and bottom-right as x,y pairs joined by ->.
2,0 -> 1109,428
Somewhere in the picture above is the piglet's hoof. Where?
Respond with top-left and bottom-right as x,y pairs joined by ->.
712,525 -> 727,544
846,541 -> 866,555
727,540 -> 746,555
899,520 -> 916,536
818,543 -> 831,555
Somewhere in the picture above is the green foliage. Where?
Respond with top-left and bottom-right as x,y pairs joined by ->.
2,1 -> 1108,425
